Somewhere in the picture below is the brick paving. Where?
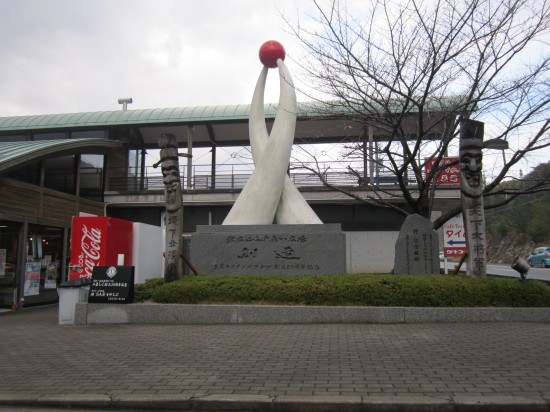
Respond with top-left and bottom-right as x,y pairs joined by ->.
1,305 -> 550,409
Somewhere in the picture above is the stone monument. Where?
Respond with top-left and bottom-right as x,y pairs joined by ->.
190,41 -> 346,275
393,214 -> 439,275
192,224 -> 345,275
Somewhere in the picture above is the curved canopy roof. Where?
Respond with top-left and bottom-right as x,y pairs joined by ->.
0,104 -> 268,133
0,101 -> 453,149
0,138 -> 123,173
0,103 -> 365,149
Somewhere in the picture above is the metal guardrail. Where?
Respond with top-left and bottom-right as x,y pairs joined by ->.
107,164 -> 408,192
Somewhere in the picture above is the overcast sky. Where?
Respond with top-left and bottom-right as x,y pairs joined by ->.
0,0 -> 546,177
0,0 -> 317,117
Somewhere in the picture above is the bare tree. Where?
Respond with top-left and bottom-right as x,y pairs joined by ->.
284,0 -> 550,229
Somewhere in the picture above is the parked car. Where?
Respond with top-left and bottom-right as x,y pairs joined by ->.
527,246 -> 550,268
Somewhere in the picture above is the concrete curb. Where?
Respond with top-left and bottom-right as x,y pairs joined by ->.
74,303 -> 550,325
0,393 -> 548,411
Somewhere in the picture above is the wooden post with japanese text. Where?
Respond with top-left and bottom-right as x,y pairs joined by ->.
158,133 -> 186,282
459,120 -> 487,278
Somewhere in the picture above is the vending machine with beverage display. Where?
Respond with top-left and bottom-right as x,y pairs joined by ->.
69,216 -> 133,280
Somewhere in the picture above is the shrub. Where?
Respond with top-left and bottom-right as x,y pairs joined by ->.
138,274 -> 550,307
134,277 -> 165,302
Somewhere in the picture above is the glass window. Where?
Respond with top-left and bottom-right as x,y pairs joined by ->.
33,132 -> 66,140
72,130 -> 107,139
0,134 -> 28,142
0,221 -> 20,307
26,225 -> 64,297
44,155 -> 76,194
81,154 -> 104,169
80,154 -> 104,201
128,149 -> 142,177
127,149 -> 144,191
2,163 -> 40,185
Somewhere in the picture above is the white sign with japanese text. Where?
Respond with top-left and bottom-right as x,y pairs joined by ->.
443,214 -> 467,257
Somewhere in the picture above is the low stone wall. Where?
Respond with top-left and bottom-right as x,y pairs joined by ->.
75,303 -> 550,325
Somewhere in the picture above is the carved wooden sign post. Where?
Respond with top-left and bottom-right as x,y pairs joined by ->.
155,133 -> 191,282
459,120 -> 486,278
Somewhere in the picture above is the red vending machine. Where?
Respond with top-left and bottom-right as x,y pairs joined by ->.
69,216 -> 133,280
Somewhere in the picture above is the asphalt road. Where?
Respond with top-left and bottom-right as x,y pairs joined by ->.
487,263 -> 550,282
441,261 -> 550,281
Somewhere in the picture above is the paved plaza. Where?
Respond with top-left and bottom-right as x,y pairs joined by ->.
1,305 -> 550,411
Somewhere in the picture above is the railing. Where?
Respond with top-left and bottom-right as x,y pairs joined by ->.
107,162 -> 410,192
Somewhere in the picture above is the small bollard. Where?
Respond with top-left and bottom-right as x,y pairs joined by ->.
57,277 -> 91,324
511,257 -> 530,280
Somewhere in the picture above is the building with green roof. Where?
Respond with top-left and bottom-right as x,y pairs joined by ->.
0,102 -> 459,309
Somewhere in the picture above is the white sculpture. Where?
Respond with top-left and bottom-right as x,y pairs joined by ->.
222,41 -> 322,225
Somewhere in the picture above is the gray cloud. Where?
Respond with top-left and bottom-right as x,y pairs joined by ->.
0,0 -> 310,116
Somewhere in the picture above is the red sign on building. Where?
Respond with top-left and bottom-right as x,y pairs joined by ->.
425,157 -> 460,185
69,216 -> 133,280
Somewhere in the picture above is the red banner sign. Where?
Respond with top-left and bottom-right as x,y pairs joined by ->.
425,157 -> 460,185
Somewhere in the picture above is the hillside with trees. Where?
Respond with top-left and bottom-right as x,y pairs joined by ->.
486,162 -> 550,263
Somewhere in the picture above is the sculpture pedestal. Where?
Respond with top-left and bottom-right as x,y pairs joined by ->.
190,224 -> 346,275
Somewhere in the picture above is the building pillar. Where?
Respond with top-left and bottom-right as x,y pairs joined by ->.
186,126 -> 194,190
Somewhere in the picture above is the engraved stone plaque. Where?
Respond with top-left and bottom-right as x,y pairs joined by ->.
190,224 -> 346,275
394,214 -> 439,275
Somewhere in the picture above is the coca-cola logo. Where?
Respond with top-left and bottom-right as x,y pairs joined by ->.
76,225 -> 102,279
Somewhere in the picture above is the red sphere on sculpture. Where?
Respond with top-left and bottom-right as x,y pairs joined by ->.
259,40 -> 285,68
